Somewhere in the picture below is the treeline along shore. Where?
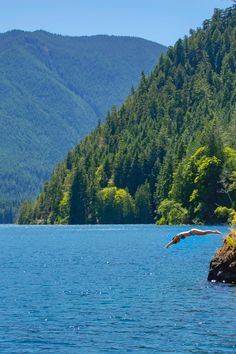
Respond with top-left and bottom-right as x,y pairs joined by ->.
0,33 -> 166,223
18,6 -> 236,225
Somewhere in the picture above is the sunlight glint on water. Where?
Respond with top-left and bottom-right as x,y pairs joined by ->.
0,224 -> 235,353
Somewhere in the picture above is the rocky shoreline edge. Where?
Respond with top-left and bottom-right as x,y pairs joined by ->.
208,232 -> 236,284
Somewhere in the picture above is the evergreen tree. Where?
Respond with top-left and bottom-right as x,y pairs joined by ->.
135,181 -> 153,223
18,5 -> 236,225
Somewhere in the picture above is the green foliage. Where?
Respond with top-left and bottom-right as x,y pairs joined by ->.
170,144 -> 236,223
17,201 -> 35,224
190,155 -> 222,222
220,147 -> 236,208
18,6 -> 236,225
214,206 -> 235,224
232,212 -> 236,226
1,31 -> 166,222
58,192 -> 70,224
225,212 -> 236,248
134,181 -> 153,223
225,234 -> 236,249
68,168 -> 87,224
0,200 -> 22,224
96,187 -> 135,224
156,199 -> 189,225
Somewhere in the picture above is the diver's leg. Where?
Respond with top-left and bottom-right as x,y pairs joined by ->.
190,228 -> 221,235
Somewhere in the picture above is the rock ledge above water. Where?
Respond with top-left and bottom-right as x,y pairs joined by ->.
208,237 -> 236,283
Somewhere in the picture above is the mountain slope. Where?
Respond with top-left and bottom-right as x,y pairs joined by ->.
18,6 -> 236,225
0,31 -> 166,219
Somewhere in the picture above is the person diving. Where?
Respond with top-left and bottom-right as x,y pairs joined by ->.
164,228 -> 222,249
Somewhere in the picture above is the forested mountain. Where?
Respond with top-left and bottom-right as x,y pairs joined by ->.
18,6 -> 236,225
0,31 -> 166,222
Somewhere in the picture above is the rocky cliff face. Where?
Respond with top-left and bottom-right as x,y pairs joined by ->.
208,237 -> 236,283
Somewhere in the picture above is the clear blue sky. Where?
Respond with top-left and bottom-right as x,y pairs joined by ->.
0,0 -> 233,45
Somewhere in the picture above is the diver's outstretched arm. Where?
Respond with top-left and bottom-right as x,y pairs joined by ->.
164,240 -> 175,249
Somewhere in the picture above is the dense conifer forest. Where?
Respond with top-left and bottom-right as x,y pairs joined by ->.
18,6 -> 236,225
0,31 -> 166,222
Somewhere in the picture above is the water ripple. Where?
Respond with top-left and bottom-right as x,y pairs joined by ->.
0,224 -> 233,353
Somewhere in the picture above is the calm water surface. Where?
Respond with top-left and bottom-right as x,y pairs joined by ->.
0,224 -> 234,353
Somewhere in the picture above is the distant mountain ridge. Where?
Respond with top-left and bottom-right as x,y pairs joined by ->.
0,30 -> 167,221
17,6 -> 236,226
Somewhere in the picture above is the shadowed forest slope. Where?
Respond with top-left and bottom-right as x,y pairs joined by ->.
0,31 -> 166,221
18,7 -> 236,225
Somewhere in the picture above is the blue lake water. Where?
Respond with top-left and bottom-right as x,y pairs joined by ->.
0,224 -> 235,353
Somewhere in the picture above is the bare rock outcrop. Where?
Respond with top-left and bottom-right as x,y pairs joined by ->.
208,238 -> 236,283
